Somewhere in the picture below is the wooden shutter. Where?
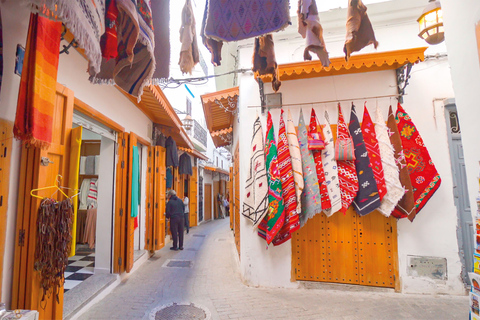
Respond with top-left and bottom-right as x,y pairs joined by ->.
68,126 -> 83,257
189,167 -> 198,227
229,167 -> 233,230
153,146 -> 166,250
145,146 -> 154,252
11,83 -> 74,319
125,134 -> 137,273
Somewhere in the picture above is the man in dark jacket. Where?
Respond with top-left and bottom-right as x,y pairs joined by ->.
166,190 -> 185,250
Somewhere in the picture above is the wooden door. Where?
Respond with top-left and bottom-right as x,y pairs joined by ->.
229,168 -> 234,230
145,146 -> 154,252
153,146 -> 166,250
11,83 -> 74,319
125,134 -> 138,273
204,184 -> 212,221
189,167 -> 198,227
68,126 -> 82,257
213,181 -> 219,219
233,143 -> 240,258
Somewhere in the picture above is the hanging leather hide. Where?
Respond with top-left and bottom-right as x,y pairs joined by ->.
252,35 -> 281,92
344,0 -> 378,61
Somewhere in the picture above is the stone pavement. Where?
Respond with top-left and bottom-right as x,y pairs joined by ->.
78,219 -> 468,320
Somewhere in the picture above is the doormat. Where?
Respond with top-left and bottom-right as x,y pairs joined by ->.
162,259 -> 193,268
149,302 -> 211,320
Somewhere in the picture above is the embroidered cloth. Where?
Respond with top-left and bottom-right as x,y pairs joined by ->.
309,109 -> 331,211
337,105 -> 359,213
286,109 -> 304,215
349,105 -> 380,216
242,117 -> 269,229
297,109 -> 322,226
396,104 -> 441,220
374,106 -> 404,217
258,112 -> 285,244
322,112 -> 342,216
362,105 -> 386,200
272,110 -> 300,246
298,0 -> 330,66
204,0 -> 290,42
344,0 -> 378,61
14,14 -> 61,149
388,106 -> 416,219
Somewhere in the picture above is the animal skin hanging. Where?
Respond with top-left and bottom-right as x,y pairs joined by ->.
344,0 -> 378,61
252,35 -> 281,92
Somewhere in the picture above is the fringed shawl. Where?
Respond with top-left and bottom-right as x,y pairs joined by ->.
322,111 -> 342,216
286,109 -> 304,215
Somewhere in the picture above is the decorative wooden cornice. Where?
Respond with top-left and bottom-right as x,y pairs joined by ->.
204,165 -> 230,176
211,127 -> 233,137
178,147 -> 209,161
201,87 -> 239,103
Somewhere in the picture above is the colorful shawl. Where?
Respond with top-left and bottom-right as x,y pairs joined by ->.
298,0 -> 330,66
27,0 -> 105,74
286,110 -> 304,215
204,0 -> 290,42
258,112 -> 285,244
349,105 -> 380,216
374,106 -> 404,217
101,0 -> 119,60
242,117 -> 269,228
344,0 -> 378,61
322,112 -> 342,216
14,14 -> 61,149
337,105 -> 359,213
388,106 -> 416,219
272,110 -> 299,246
201,0 -> 223,66
179,0 -> 199,75
253,35 -> 281,92
396,104 -> 441,220
297,109 -> 322,226
362,105 -> 387,200
309,109 -> 331,211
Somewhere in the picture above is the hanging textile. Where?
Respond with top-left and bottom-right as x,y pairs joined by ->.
337,104 -> 359,214
83,207 -> 97,249
179,0 -> 199,75
166,166 -> 173,189
375,106 -> 404,217
86,179 -> 98,209
201,0 -> 223,66
349,104 -> 380,216
361,105 -> 387,200
388,106 -> 416,219
204,0 -> 290,42
166,136 -> 179,167
179,153 -> 193,175
309,109 -> 331,212
258,112 -> 285,244
131,145 -> 140,230
14,14 -> 61,149
151,0 -> 171,80
272,110 -> 300,246
396,104 -> 441,220
0,8 -> 3,96
322,111 -> 342,216
252,35 -> 281,92
286,109 -> 304,215
297,0 -> 330,66
297,109 -> 322,226
344,0 -> 378,61
242,117 -> 269,228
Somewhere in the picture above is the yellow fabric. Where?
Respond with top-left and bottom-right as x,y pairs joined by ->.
68,126 -> 83,257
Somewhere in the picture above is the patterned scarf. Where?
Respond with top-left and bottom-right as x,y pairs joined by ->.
374,106 -> 404,217
297,109 -> 322,226
242,117 -> 269,228
286,110 -> 304,215
14,14 -> 61,149
309,109 -> 331,211
396,104 -> 441,220
337,105 -> 359,214
349,105 -> 380,216
272,110 -> 300,246
322,112 -> 342,216
388,106 -> 416,219
362,105 -> 387,200
258,112 -> 285,244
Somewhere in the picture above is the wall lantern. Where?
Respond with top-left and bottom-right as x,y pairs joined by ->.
417,0 -> 444,45
182,115 -> 194,131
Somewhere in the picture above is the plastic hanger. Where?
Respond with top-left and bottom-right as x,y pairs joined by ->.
30,174 -> 69,199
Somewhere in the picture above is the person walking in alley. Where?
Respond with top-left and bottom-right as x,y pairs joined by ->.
183,193 -> 190,234
166,190 -> 185,250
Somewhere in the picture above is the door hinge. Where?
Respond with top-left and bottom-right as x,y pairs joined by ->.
122,139 -> 126,147
149,151 -> 151,157
156,151 -> 159,157
156,167 -> 159,173
119,208 -> 124,217
390,226 -> 393,233
155,239 -> 158,245
147,239 -> 150,245
0,195 -> 3,207
295,268 -> 297,275
18,229 -> 25,247
148,167 -> 151,173
121,161 -> 125,169
155,203 -> 158,209
118,257 -> 122,266
148,203 -> 151,209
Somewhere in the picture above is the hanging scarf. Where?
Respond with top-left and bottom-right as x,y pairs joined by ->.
388,106 -> 416,219
337,105 -> 359,213
344,0 -> 378,61
374,106 -> 404,217
286,109 -> 304,215
297,0 -> 330,66
349,104 -> 380,216
14,14 -> 61,149
309,109 -> 331,212
272,110 -> 299,246
253,35 -> 281,92
258,112 -> 285,244
396,104 -> 441,220
179,0 -> 199,75
297,109 -> 322,226
362,105 -> 387,200
242,117 -> 269,229
322,111 -> 342,216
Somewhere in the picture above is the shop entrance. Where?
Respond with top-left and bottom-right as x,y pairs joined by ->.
204,184 -> 212,221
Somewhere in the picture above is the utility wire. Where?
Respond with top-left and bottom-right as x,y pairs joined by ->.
159,68 -> 252,90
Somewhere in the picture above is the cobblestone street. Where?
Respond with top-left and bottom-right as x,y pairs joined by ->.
78,219 -> 468,320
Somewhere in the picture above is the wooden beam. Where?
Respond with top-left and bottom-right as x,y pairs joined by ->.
74,98 -> 125,132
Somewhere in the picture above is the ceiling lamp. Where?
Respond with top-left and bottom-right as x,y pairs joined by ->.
417,0 -> 444,45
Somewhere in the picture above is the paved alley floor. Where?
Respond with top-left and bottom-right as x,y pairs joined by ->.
78,219 -> 468,320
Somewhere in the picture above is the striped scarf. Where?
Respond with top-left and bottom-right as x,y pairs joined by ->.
322,111 -> 342,216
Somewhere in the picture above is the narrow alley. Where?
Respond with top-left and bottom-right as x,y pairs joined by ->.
77,219 -> 468,320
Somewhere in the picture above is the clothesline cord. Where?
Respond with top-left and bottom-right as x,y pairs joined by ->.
248,94 -> 405,109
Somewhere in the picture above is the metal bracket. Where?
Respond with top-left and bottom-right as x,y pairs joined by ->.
40,157 -> 54,167
396,63 -> 413,104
